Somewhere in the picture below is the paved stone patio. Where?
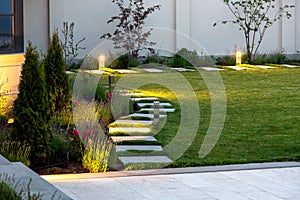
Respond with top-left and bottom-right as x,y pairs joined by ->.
44,162 -> 300,200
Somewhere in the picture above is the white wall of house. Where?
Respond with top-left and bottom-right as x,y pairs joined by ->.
24,0 -> 299,57
24,0 -> 49,54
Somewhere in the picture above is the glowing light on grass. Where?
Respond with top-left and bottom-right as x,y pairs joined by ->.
98,54 -> 106,69
235,51 -> 242,65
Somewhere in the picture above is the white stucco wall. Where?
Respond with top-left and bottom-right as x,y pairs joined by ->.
25,0 -> 299,57
24,0 -> 49,54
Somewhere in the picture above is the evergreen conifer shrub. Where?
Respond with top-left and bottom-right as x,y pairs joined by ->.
12,42 -> 52,165
44,30 -> 71,114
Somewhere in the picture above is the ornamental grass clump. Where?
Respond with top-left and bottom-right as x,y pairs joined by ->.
0,140 -> 31,166
82,129 -> 113,173
0,174 -> 43,200
73,100 -> 114,172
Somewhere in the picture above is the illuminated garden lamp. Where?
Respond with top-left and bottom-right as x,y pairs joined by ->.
98,54 -> 106,69
235,51 -> 242,65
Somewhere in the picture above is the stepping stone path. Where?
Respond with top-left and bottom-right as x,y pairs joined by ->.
108,90 -> 176,169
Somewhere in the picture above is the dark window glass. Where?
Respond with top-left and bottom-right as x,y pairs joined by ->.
0,36 -> 13,49
0,16 -> 13,34
0,0 -> 12,14
0,0 -> 23,53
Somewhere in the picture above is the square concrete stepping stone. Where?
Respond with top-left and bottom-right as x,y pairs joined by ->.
119,156 -> 172,165
114,69 -> 139,74
282,64 -> 300,68
140,108 -> 175,113
109,127 -> 151,134
227,66 -> 252,70
131,97 -> 158,102
115,120 -> 153,125
119,92 -> 146,97
200,67 -> 225,71
170,67 -> 196,72
111,136 -> 157,142
254,65 -> 277,69
130,113 -> 167,118
137,102 -> 172,108
142,68 -> 165,73
116,145 -> 163,152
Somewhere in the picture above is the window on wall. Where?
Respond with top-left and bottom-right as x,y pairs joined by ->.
0,0 -> 23,53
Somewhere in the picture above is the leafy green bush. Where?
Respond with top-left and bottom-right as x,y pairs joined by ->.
44,30 -> 71,114
12,42 -> 52,166
216,55 -> 236,66
108,54 -> 140,69
0,114 -> 8,127
80,56 -> 98,70
252,52 -> 287,65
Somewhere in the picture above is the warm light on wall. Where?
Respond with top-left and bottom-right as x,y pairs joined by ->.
98,55 -> 106,69
235,51 -> 242,65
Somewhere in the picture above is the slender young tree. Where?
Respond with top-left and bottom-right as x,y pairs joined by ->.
214,0 -> 294,63
44,30 -> 71,114
12,42 -> 52,165
101,0 -> 161,59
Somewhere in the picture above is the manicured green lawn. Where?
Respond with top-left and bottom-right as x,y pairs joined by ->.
130,67 -> 300,167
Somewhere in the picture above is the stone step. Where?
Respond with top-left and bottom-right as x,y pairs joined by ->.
131,97 -> 158,102
111,136 -> 157,143
129,113 -> 167,118
109,127 -> 152,134
200,67 -> 225,71
119,92 -> 146,97
282,64 -> 300,68
139,108 -> 175,113
116,145 -> 163,152
170,67 -> 196,72
114,119 -> 153,125
119,156 -> 172,165
142,68 -> 164,73
137,102 -> 172,108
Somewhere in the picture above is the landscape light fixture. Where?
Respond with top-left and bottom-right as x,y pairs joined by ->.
235,51 -> 242,65
98,54 -> 106,69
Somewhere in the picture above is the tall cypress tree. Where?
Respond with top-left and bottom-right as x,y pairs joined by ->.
44,30 -> 71,114
12,42 -> 52,165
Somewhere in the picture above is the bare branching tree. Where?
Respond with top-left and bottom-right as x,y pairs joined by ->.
214,0 -> 294,63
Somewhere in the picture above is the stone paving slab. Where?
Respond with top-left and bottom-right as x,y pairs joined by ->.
119,92 -> 146,97
114,119 -> 153,125
119,156 -> 172,165
116,145 -> 163,152
0,154 -> 11,165
137,102 -> 172,108
48,165 -> 300,200
113,69 -> 139,74
226,66 -> 253,70
111,136 -> 157,142
170,67 -> 196,72
200,67 -> 225,71
0,160 -> 71,200
129,113 -> 167,118
282,64 -> 300,68
109,127 -> 152,134
254,65 -> 277,69
131,97 -> 158,102
142,68 -> 164,73
139,108 -> 175,113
